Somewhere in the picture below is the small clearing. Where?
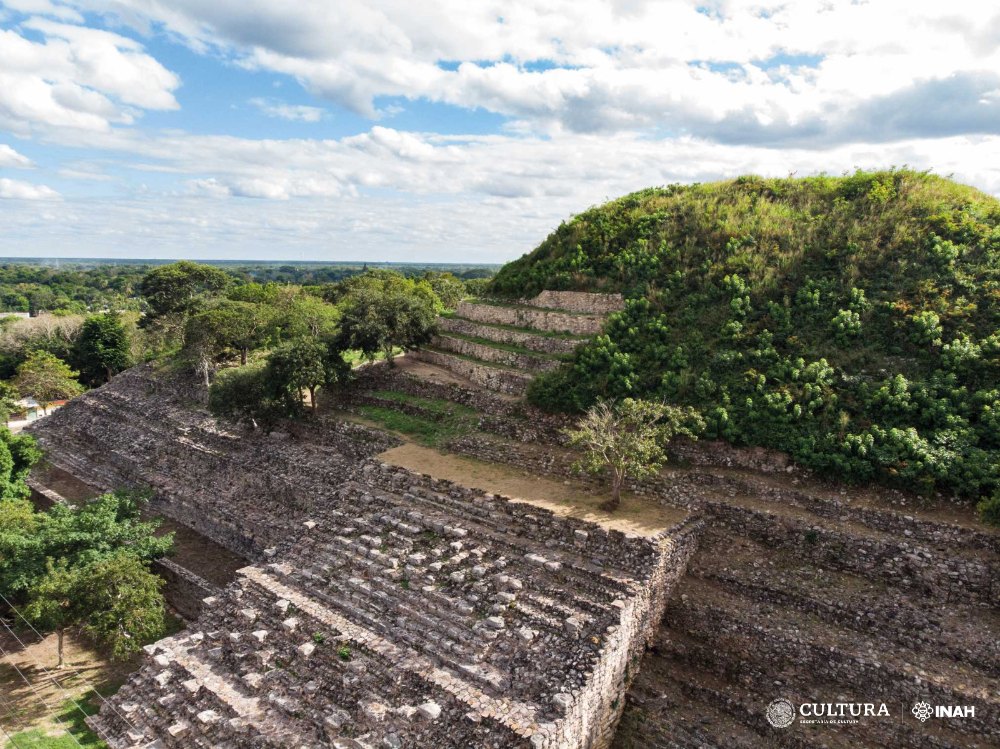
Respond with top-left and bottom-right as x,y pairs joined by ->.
378,442 -> 687,537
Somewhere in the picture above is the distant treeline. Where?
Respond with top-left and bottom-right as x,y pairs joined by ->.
0,261 -> 497,315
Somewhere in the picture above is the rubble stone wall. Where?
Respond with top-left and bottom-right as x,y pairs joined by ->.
526,291 -> 625,315
431,334 -> 563,373
455,301 -> 605,336
410,348 -> 533,395
439,317 -> 583,355
154,558 -> 221,621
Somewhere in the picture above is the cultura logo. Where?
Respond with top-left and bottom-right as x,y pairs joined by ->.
766,698 -> 796,728
912,702 -> 933,722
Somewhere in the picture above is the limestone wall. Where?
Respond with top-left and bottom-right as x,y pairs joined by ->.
527,291 -> 625,315
455,301 -> 605,336
154,558 -> 221,621
410,348 -> 533,395
439,316 -> 583,355
432,334 -> 563,373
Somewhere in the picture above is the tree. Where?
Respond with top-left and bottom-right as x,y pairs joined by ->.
564,398 -> 704,511
14,351 -> 83,412
25,553 -> 166,666
74,313 -> 132,385
0,381 -> 20,423
266,337 -> 329,413
186,300 -> 273,368
336,273 -> 438,365
0,427 -> 40,502
208,364 -> 284,430
423,272 -> 466,311
138,261 -> 231,347
0,489 -> 173,667
139,261 -> 232,320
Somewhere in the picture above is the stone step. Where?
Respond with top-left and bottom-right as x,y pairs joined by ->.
432,334 -> 563,373
682,467 -> 999,556
699,494 -> 998,606
689,529 -> 1000,675
411,348 -> 534,395
439,316 -> 585,355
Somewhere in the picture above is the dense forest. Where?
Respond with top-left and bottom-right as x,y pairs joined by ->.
0,260 -> 496,316
492,171 -> 1000,518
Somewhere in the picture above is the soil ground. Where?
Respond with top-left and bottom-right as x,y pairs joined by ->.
0,627 -> 139,747
378,442 -> 687,537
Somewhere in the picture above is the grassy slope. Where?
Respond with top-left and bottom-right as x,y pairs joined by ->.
490,171 -> 1000,503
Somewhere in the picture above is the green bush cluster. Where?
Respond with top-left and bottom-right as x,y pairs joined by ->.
505,171 -> 1000,516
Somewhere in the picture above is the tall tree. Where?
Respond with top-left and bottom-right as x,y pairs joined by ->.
336,273 -> 438,365
74,312 -> 132,385
139,261 -> 232,320
186,300 -> 273,367
564,398 -> 704,511
266,337 -> 329,413
14,351 -> 84,412
1,489 -> 173,667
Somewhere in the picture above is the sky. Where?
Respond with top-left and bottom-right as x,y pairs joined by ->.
0,1 -> 999,263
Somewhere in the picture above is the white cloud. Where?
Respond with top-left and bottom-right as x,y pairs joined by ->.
248,97 -> 325,122
0,144 -> 33,168
53,1 -> 1000,141
0,16 -> 179,134
0,177 -> 60,199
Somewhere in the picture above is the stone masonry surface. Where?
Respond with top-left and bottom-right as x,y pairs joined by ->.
28,349 -> 1000,749
30,364 -> 690,749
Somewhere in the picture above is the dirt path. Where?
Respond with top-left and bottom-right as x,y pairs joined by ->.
378,443 -> 687,537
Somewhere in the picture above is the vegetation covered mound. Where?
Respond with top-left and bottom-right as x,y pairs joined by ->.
491,171 -> 1000,506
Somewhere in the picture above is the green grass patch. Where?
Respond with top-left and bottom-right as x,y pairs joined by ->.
369,390 -> 478,418
356,405 -> 475,447
4,692 -> 106,749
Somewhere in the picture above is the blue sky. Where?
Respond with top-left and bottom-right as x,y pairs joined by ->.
1,1 -> 999,262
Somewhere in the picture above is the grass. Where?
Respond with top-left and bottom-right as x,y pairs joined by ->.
355,405 -> 476,448
3,692 -> 106,749
343,347 -> 403,367
369,390 -> 478,418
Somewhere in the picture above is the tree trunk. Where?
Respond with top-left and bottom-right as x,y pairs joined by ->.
385,346 -> 396,367
601,469 -> 624,512
56,628 -> 65,669
105,365 -> 113,383
309,386 -> 317,412
241,348 -> 247,366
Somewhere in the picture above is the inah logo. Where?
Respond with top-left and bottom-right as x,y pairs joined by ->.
766,698 -> 796,728
912,702 -> 933,722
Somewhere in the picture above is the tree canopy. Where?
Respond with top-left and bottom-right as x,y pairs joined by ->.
0,489 -> 173,666
74,312 -> 132,385
14,350 -> 84,410
564,399 -> 704,510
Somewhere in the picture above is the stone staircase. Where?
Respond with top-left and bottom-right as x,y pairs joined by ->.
87,461 -> 697,749
337,366 -> 1000,747
413,291 -> 624,395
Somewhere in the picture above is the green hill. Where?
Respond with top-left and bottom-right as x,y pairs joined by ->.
490,171 -> 1000,510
